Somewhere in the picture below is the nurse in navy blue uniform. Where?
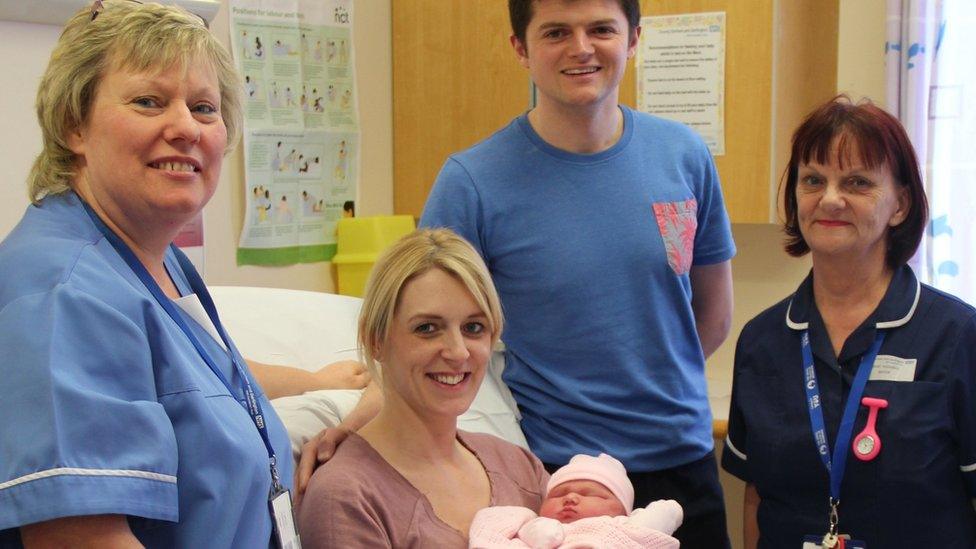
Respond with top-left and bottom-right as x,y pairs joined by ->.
0,2 -> 304,547
722,96 -> 976,548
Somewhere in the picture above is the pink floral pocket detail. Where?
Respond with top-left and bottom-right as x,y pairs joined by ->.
652,199 -> 698,275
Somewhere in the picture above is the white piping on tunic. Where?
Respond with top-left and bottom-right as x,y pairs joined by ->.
961,462 -> 976,473
724,435 -> 747,461
0,467 -> 176,491
876,277 -> 921,329
785,299 -> 808,330
785,277 -> 921,331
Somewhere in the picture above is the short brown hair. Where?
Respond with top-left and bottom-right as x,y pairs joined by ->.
508,0 -> 641,46
781,95 -> 928,268
29,0 -> 242,202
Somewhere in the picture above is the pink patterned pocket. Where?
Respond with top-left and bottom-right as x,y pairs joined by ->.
652,199 -> 698,275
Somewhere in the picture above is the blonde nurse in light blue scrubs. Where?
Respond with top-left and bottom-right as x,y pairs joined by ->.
0,2 -> 297,546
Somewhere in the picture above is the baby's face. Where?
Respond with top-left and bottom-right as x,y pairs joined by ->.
539,480 -> 626,523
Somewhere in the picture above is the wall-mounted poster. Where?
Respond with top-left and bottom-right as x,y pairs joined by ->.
230,0 -> 358,266
636,12 -> 726,156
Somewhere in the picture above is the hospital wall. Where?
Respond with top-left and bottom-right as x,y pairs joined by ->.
0,1 -> 885,546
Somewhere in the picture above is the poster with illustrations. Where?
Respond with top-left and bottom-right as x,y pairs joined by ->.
230,0 -> 358,265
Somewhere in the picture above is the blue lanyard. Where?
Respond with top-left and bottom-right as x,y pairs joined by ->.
801,329 -> 885,502
81,200 -> 283,495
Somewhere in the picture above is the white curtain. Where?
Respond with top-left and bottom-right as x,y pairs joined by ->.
886,0 -> 976,305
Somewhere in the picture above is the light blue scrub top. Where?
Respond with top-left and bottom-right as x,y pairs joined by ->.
0,193 -> 293,547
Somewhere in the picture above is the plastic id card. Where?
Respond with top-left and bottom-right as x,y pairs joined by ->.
270,490 -> 302,549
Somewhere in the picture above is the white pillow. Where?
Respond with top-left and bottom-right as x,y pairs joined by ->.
209,286 -> 362,371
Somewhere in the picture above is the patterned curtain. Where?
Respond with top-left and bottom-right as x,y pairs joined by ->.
886,0 -> 976,305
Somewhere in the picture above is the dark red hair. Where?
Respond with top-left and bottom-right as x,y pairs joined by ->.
781,95 -> 928,268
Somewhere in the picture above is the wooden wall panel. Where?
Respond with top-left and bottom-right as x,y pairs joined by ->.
392,1 -> 530,218
771,0 -> 839,220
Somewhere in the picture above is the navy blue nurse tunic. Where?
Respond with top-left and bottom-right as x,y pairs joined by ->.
722,266 -> 976,547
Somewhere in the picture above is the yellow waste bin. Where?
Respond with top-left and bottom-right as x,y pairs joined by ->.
332,215 -> 415,297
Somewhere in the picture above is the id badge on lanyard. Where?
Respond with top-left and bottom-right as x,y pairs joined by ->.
799,329 -> 885,549
270,488 -> 301,549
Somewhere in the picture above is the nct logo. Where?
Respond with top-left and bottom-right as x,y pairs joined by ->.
334,6 -> 350,24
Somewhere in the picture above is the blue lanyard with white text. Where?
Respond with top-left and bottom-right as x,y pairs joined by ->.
81,200 -> 284,495
801,329 -> 885,504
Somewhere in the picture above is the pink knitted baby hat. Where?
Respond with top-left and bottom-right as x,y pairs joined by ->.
546,453 -> 635,513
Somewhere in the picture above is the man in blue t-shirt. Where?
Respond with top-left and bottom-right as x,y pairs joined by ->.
420,1 -> 736,547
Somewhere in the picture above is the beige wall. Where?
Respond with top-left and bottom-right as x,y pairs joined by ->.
0,0 -> 392,293
0,21 -> 61,238
837,0 -> 888,105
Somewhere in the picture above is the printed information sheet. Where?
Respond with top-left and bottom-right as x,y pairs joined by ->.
230,0 -> 358,265
636,12 -> 726,156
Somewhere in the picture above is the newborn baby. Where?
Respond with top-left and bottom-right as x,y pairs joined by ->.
469,453 -> 682,548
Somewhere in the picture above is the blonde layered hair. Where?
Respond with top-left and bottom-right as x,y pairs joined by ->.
357,228 -> 504,379
29,0 -> 243,202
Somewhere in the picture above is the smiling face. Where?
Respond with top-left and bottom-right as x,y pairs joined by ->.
540,479 -> 627,523
511,0 -> 638,115
796,137 -> 909,265
68,58 -> 227,244
377,268 -> 492,422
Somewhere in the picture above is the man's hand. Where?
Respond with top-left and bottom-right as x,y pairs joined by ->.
292,380 -> 382,507
294,426 -> 351,508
